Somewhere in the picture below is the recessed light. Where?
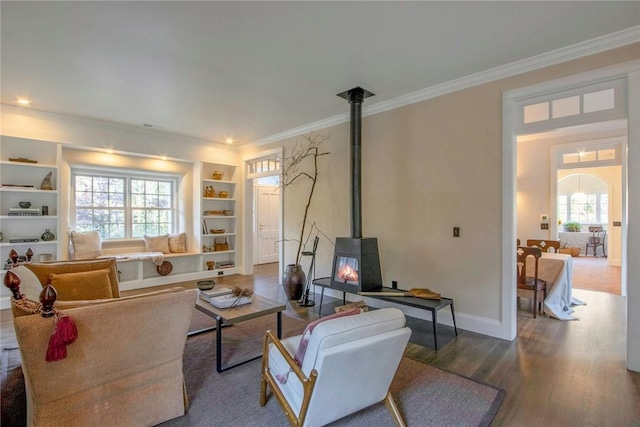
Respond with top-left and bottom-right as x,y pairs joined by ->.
106,149 -> 114,154
16,98 -> 31,106
160,156 -> 168,161
225,138 -> 234,145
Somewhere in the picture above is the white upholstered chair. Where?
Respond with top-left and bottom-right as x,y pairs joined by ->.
260,307 -> 411,427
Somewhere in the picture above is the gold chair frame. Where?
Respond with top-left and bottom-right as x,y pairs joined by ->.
260,330 -> 406,427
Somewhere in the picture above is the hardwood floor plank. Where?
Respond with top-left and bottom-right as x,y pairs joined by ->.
2,262 -> 639,426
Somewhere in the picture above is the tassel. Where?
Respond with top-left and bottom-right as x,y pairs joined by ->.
46,329 -> 67,362
45,314 -> 78,362
56,315 -> 78,345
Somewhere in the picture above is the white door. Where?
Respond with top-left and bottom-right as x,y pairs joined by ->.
255,185 -> 279,264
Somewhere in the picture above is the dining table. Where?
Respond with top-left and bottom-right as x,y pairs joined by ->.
527,252 -> 585,320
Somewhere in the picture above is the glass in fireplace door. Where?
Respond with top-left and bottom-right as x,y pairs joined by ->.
334,256 -> 359,284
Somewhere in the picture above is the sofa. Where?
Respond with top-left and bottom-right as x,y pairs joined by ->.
9,260 -> 196,427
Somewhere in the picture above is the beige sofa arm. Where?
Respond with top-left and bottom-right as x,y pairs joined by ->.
14,288 -> 196,427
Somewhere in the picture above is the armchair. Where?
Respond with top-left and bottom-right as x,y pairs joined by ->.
260,308 -> 411,427
6,270 -> 195,427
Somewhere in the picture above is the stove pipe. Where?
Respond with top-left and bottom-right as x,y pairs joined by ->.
337,87 -> 374,238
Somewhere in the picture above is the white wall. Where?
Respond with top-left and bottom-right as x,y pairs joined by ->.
242,44 -> 640,341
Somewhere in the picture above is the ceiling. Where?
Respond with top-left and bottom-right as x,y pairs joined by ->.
1,1 -> 638,147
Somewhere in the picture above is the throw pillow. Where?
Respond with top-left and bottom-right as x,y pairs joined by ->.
144,234 -> 171,254
70,230 -> 103,259
12,265 -> 43,301
294,307 -> 361,366
168,232 -> 187,253
48,269 -> 114,301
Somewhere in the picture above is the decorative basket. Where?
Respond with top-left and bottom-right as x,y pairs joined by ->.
214,236 -> 229,251
559,243 -> 580,257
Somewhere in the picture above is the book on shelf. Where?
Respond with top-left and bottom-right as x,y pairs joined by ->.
9,237 -> 40,243
9,208 -> 41,212
217,260 -> 235,268
8,212 -> 42,216
197,287 -> 233,302
1,184 -> 35,189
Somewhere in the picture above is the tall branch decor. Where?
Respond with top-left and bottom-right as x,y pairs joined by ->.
280,134 -> 330,300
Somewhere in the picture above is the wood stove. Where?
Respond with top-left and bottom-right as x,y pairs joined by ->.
330,87 -> 383,293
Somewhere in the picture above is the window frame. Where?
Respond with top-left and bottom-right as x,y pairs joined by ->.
71,169 -> 179,241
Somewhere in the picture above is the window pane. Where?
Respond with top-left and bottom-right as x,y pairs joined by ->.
76,176 -> 93,192
93,192 -> 109,207
552,96 -> 580,119
524,102 -> 549,123
557,195 -> 568,224
131,180 -> 145,193
563,153 -> 580,164
145,181 -> 159,194
131,194 -> 145,207
598,149 -> 616,161
110,192 -> 125,207
580,151 -> 597,162
583,88 -> 614,113
158,195 -> 171,208
109,179 -> 124,193
146,195 -> 159,207
159,182 -> 171,195
76,191 -> 92,206
600,194 -> 608,224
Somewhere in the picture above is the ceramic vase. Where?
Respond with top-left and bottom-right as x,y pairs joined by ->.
41,229 -> 55,241
282,264 -> 305,300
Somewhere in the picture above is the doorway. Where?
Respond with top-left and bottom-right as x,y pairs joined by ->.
517,127 -> 625,298
254,180 -> 280,265
502,61 -> 639,360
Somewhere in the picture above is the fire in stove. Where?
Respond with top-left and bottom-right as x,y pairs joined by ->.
335,257 -> 359,284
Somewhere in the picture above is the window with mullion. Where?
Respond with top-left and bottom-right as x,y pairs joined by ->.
73,173 -> 175,240
130,179 -> 173,237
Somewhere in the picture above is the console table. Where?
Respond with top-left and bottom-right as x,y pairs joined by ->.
312,277 -> 458,350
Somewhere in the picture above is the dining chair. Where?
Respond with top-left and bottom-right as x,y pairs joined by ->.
586,228 -> 607,257
526,239 -> 560,253
517,246 -> 547,318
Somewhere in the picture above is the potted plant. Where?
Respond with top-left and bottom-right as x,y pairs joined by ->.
280,134 -> 330,300
563,221 -> 582,232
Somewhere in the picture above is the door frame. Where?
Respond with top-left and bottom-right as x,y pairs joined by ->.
502,60 -> 640,371
242,148 -> 284,278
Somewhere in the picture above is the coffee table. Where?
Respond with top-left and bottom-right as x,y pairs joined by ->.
194,294 -> 286,372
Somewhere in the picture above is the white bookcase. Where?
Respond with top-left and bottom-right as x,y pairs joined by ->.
201,162 -> 238,276
0,137 -> 61,268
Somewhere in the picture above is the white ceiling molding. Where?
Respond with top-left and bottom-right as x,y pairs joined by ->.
247,25 -> 640,149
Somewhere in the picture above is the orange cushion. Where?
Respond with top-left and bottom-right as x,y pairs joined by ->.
25,259 -> 120,298
49,269 -> 113,301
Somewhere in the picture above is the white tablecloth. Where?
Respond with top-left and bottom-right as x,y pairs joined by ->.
537,252 -> 585,320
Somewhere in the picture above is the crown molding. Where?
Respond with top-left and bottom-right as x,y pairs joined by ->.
247,25 -> 640,149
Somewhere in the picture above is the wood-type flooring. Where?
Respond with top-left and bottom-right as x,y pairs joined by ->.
2,261 -> 637,426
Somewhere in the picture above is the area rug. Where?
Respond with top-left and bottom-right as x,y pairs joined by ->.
2,310 -> 504,427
